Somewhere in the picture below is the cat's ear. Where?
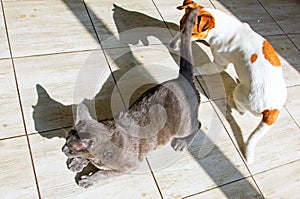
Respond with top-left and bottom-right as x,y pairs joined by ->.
75,103 -> 93,124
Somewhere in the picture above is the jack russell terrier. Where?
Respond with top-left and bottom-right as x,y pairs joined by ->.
170,0 -> 287,164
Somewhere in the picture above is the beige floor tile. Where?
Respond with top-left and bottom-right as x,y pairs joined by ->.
14,50 -> 122,134
0,59 -> 25,139
85,0 -> 171,49
211,0 -> 283,36
259,0 -> 300,34
104,44 -> 208,106
0,136 -> 38,198
29,132 -> 161,199
0,3 -> 10,59
213,99 -> 300,174
3,0 -> 100,57
253,160 -> 300,199
286,85 -> 300,127
186,177 -> 263,199
289,34 -> 300,50
148,102 -> 251,198
266,35 -> 300,87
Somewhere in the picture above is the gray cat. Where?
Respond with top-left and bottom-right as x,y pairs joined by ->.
62,8 -> 200,188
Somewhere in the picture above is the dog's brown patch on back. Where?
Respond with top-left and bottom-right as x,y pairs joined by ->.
262,109 -> 279,125
262,40 -> 281,66
250,53 -> 258,63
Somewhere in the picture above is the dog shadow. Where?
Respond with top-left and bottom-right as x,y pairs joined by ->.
198,68 -> 246,155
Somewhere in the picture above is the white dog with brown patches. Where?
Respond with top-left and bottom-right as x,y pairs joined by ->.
171,0 -> 287,164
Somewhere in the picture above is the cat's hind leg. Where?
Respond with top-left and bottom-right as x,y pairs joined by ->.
171,122 -> 201,151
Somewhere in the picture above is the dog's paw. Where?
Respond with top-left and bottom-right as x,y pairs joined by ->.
78,175 -> 94,188
67,158 -> 88,172
171,137 -> 188,152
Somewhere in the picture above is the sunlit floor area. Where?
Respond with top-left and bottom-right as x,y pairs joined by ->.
0,0 -> 299,198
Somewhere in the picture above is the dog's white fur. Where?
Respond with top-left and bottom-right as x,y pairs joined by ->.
171,7 -> 287,163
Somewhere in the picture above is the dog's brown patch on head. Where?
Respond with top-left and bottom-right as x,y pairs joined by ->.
192,10 -> 215,40
178,1 -> 203,30
262,40 -> 281,66
262,109 -> 279,125
178,1 -> 215,40
250,53 -> 258,63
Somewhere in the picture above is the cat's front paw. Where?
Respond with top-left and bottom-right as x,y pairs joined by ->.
78,175 -> 94,188
171,137 -> 188,152
169,36 -> 181,51
67,157 -> 88,172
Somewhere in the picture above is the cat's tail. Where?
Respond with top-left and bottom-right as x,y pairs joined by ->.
245,109 -> 279,164
179,7 -> 198,85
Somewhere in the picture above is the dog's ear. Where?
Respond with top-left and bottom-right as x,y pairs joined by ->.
197,12 -> 215,32
192,11 -> 215,39
177,1 -> 201,10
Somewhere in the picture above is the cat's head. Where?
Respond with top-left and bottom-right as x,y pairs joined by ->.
62,103 -> 109,158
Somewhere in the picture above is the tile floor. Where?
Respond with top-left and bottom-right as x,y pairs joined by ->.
0,0 -> 299,198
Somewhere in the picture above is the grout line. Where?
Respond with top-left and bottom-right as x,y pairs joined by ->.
256,0 -> 300,52
3,42 -> 173,60
185,174 -> 266,199
194,75 -> 210,100
36,126 -> 73,135
287,34 -> 300,52
10,48 -> 100,60
208,0 -> 217,9
251,158 -> 300,177
145,158 -> 164,199
0,134 -> 28,141
0,1 -> 41,198
287,84 -> 300,89
183,177 -> 249,199
283,106 -> 300,129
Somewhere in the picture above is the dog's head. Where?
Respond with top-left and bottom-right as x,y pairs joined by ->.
177,0 -> 215,40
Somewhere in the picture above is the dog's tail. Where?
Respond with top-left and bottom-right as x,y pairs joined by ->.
179,8 -> 198,85
245,109 -> 280,164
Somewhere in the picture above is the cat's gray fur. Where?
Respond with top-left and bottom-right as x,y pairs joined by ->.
62,8 -> 200,188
